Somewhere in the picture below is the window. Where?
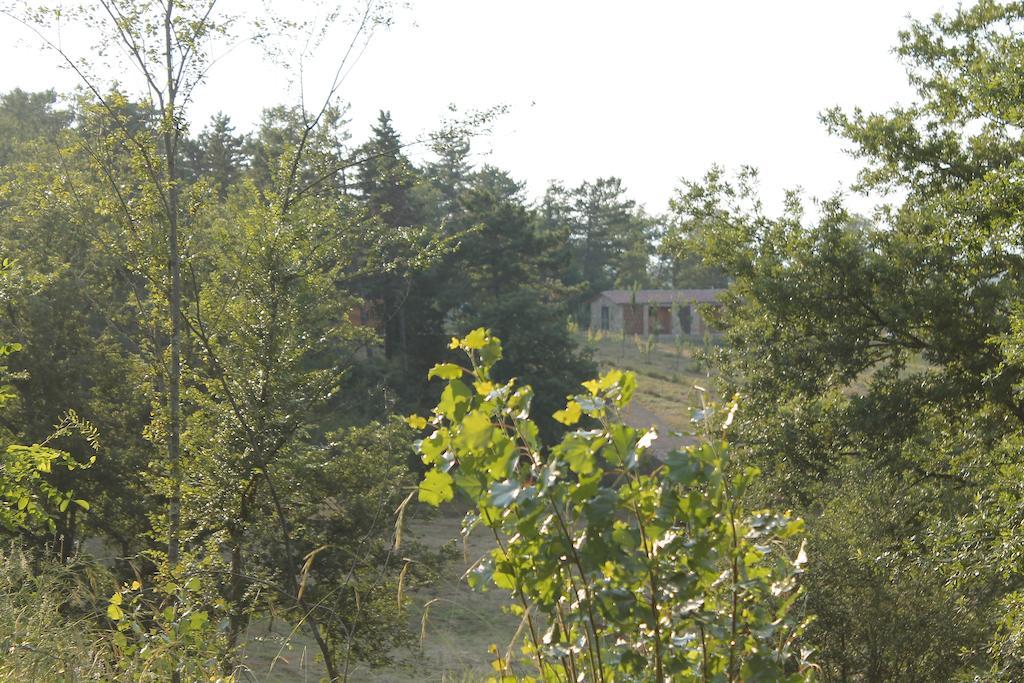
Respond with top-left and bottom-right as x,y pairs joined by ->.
600,306 -> 610,330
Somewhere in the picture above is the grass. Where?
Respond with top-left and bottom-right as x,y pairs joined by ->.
239,506 -> 520,682
356,509 -> 521,682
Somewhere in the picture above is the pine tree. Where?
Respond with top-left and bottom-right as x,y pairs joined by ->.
194,113 -> 246,198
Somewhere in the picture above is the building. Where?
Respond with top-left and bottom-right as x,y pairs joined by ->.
588,289 -> 723,337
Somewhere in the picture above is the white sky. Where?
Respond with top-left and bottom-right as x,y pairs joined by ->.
0,0 -> 958,215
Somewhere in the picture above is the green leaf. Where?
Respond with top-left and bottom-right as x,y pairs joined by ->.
461,410 -> 495,451
491,479 -> 533,508
553,400 -> 582,426
420,429 -> 450,466
562,437 -> 596,475
480,338 -> 503,366
665,448 -> 702,485
463,328 -> 489,350
438,380 -> 473,421
107,603 -> 123,621
485,435 -> 518,480
454,470 -> 486,500
419,470 -> 454,506
583,488 -> 618,526
492,568 -> 516,590
428,363 -> 464,381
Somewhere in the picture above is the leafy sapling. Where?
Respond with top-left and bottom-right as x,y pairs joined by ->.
411,328 -> 814,682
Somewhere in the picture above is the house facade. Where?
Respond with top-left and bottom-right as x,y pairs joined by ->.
588,289 -> 723,338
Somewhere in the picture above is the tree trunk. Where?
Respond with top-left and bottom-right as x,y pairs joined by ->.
163,6 -> 183,683
263,469 -> 341,682
223,524 -> 249,676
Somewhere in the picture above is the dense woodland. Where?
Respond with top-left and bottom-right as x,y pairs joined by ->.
3,0 -> 1024,681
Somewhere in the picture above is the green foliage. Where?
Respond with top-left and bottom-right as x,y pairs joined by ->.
0,546 -> 119,681
106,571 -> 224,680
256,419 -> 421,672
0,546 -> 231,681
433,167 -> 597,440
539,177 -> 658,311
0,412 -> 95,535
416,329 -> 813,682
661,3 -> 1024,677
0,274 -> 96,537
0,91 -> 152,556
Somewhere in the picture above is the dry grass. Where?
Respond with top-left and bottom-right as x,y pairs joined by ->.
355,510 -> 520,682
239,508 -> 520,682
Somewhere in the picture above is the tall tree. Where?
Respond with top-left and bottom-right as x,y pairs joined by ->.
354,110 -> 428,368
0,91 -> 153,559
187,112 -> 247,197
540,177 -> 656,315
1,2 -> 236,588
443,167 -> 596,439
664,2 -> 1024,677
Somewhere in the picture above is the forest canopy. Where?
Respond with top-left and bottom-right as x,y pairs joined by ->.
2,1 -> 1024,682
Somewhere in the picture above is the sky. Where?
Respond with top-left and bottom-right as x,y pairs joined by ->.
0,0 -> 959,215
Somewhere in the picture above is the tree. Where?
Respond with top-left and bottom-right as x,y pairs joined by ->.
540,177 -> 656,310
3,1 -> 241,597
0,89 -> 71,166
354,110 -> 425,366
656,184 -> 730,289
3,2 -> 410,679
0,90 -> 155,559
663,2 -> 1024,676
424,131 -> 471,221
433,166 -> 595,440
186,112 -> 247,197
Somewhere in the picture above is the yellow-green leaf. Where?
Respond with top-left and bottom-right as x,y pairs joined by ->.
463,328 -> 488,350
419,470 -> 454,506
428,363 -> 463,381
553,400 -> 582,426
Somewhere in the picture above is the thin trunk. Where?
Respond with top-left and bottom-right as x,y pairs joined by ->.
163,6 -> 183,683
164,0 -> 182,568
263,469 -> 341,682
223,524 -> 248,676
398,303 -> 408,372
